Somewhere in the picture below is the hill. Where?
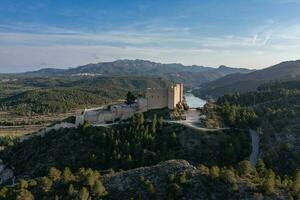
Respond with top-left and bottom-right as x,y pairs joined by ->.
195,60 -> 300,98
0,76 -> 168,115
200,80 -> 300,175
0,115 -> 250,178
13,59 -> 252,85
0,159 -> 295,199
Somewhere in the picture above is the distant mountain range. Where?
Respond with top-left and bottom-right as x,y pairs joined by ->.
196,60 -> 300,97
10,59 -> 253,85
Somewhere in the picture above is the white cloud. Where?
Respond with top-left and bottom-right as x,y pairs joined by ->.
1,21 -> 300,72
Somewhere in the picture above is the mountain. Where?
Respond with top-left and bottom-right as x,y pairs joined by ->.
14,59 -> 252,85
196,60 -> 300,97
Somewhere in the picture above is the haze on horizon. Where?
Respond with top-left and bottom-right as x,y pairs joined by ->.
1,0 -> 300,73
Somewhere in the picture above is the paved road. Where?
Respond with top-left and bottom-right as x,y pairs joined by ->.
166,109 -> 260,166
249,129 -> 259,166
165,109 -> 226,132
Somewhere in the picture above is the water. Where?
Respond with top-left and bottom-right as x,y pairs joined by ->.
184,92 -> 206,108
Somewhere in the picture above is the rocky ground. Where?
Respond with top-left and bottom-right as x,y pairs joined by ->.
102,160 -> 287,200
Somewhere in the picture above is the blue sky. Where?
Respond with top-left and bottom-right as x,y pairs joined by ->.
1,0 -> 300,72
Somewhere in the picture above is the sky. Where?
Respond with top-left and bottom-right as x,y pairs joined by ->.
1,0 -> 300,72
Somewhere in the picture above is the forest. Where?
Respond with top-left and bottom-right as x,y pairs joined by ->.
0,76 -> 168,115
200,80 -> 300,175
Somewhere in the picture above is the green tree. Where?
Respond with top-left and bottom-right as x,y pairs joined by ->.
62,167 -> 75,183
78,187 -> 89,200
210,166 -> 220,179
256,159 -> 266,176
292,169 -> 300,198
39,177 -> 53,193
48,167 -> 61,181
263,169 -> 275,194
238,160 -> 253,178
16,189 -> 34,200
18,179 -> 29,189
126,91 -> 136,105
68,184 -> 76,197
92,180 -> 108,198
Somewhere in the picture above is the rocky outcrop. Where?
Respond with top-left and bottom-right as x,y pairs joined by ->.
102,159 -> 287,200
102,160 -> 194,199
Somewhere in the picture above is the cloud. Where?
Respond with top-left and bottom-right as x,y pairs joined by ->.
1,20 -> 300,72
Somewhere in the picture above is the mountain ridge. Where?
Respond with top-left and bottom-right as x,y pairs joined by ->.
196,59 -> 300,97
7,59 -> 253,85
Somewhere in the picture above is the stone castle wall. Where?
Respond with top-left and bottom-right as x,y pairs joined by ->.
146,88 -> 168,110
76,83 -> 183,125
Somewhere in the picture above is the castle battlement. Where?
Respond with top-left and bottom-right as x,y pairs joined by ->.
145,83 -> 183,110
76,83 -> 184,125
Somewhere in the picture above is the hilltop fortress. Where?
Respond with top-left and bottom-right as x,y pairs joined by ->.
76,83 -> 183,125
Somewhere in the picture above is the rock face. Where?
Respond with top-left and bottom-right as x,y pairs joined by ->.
102,160 -> 194,199
102,159 -> 287,200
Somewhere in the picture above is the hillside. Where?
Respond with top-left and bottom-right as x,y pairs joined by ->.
195,60 -> 300,98
0,76 -> 168,115
14,59 -> 252,85
0,159 -> 296,199
2,84 -> 300,199
200,80 -> 300,175
1,113 -> 295,199
0,115 -> 250,178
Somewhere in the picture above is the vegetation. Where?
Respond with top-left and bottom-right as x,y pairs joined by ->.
1,113 -> 250,178
125,91 -> 136,105
0,76 -> 168,115
1,159 -> 300,199
0,167 -> 107,200
200,80 -> 300,175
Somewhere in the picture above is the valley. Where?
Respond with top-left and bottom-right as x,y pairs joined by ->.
0,59 -> 300,199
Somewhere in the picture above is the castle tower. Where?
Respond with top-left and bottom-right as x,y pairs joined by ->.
167,83 -> 183,109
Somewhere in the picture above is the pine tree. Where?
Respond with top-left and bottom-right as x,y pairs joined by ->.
292,169 -> 300,197
78,187 -> 89,200
256,159 -> 266,176
16,189 -> 34,200
39,177 -> 53,193
48,167 -> 61,181
263,169 -> 275,194
68,184 -> 76,197
62,167 -> 75,183
92,180 -> 108,198
210,166 -> 220,179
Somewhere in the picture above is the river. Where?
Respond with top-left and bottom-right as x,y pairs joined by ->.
184,92 -> 206,108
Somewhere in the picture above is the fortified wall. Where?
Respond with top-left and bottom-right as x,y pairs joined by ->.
146,83 -> 183,110
76,83 -> 183,125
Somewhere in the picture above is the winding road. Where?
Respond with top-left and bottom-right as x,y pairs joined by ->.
166,109 -> 260,166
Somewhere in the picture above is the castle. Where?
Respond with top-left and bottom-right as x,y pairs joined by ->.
76,83 -> 184,125
142,83 -> 183,110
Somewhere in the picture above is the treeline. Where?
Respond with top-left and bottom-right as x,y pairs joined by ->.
0,114 -> 177,177
2,159 -> 300,199
1,113 -> 250,178
201,80 -> 300,175
0,88 -> 106,115
0,167 -> 108,200
203,80 -> 300,131
0,76 -> 168,115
